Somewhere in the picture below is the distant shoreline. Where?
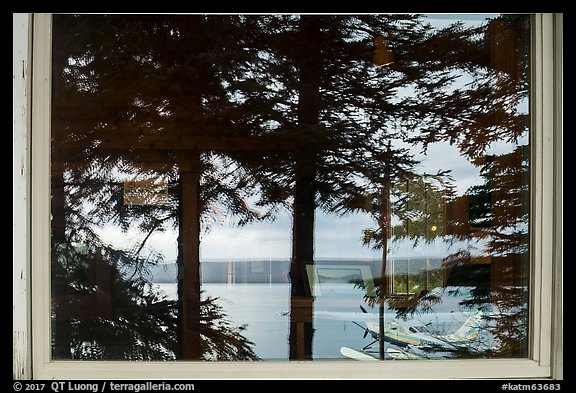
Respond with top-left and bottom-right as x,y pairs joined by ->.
149,257 -> 444,284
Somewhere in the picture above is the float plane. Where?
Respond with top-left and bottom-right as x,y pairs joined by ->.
340,309 -> 485,360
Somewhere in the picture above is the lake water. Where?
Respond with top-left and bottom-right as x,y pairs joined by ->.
153,282 -> 478,360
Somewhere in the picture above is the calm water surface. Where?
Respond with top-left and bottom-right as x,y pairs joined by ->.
154,282 -> 476,360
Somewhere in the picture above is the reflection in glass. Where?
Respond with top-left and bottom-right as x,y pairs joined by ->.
50,14 -> 530,361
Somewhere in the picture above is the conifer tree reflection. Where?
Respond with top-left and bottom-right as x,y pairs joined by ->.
356,15 -> 530,359
50,159 -> 259,360
443,147 -> 530,357
50,15 -> 263,361
227,14 -> 528,359
195,15 -> 527,360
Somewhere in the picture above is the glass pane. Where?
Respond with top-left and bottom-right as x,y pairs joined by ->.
50,14 -> 530,361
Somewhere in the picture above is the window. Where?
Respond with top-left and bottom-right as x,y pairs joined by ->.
27,13 -> 562,379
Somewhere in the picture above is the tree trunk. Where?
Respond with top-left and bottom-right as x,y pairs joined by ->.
177,153 -> 203,359
378,181 -> 391,360
289,160 -> 316,359
288,15 -> 322,360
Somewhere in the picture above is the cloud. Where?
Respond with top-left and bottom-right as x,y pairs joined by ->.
201,213 -> 292,260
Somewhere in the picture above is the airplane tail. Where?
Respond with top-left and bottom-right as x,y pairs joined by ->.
440,310 -> 483,343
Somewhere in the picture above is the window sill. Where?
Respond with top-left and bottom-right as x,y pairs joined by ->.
33,358 -> 552,380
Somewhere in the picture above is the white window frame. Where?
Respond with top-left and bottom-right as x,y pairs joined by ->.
20,13 -> 562,380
